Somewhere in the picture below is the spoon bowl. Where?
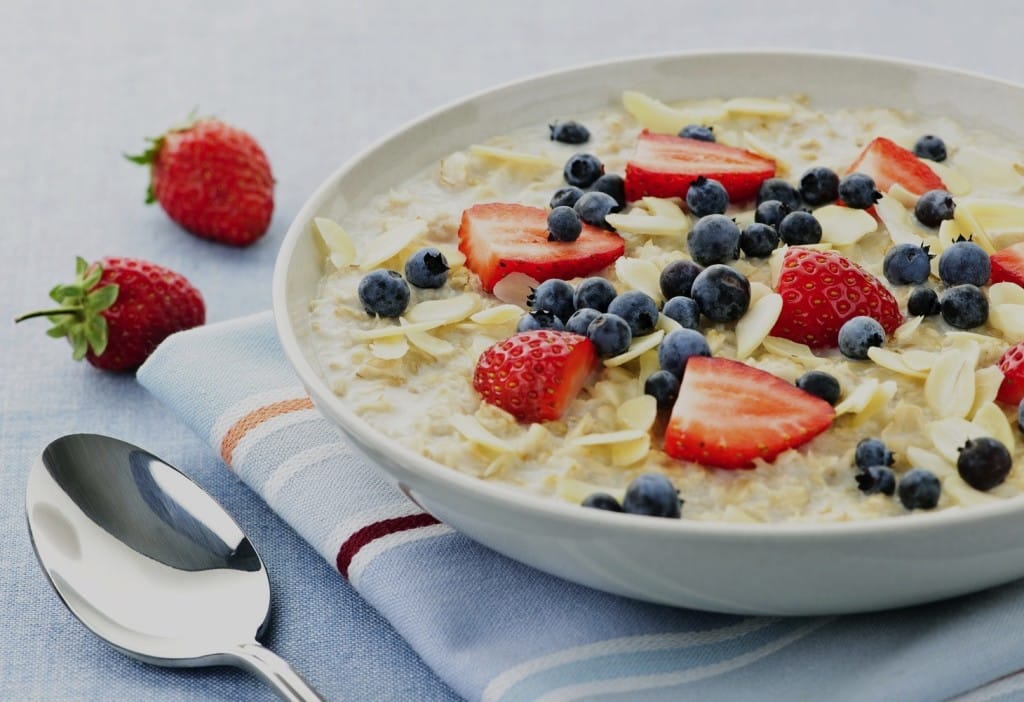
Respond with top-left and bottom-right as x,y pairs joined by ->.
26,434 -> 322,701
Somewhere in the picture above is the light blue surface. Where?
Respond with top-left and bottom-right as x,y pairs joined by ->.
4,1 -> 1024,700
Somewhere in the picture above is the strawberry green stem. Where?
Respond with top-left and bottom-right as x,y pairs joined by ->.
14,307 -> 82,323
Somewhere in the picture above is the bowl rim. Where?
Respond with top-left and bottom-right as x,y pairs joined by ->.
273,48 -> 1024,540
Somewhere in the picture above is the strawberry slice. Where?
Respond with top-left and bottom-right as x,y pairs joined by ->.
473,330 -> 598,423
847,137 -> 946,197
624,131 -> 775,203
664,356 -> 835,469
990,242 -> 1024,287
997,341 -> 1024,406
457,203 -> 625,292
771,248 -> 903,349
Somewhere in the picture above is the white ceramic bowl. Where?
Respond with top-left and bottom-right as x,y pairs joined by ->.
274,51 -> 1024,615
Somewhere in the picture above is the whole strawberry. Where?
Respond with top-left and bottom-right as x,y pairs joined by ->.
16,257 -> 205,372
127,117 -> 274,246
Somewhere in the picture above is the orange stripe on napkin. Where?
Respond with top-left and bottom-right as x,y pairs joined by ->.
220,397 -> 315,465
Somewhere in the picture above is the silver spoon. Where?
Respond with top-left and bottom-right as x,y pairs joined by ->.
25,433 -> 323,702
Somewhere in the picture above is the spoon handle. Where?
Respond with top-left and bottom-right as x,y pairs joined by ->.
229,641 -> 324,702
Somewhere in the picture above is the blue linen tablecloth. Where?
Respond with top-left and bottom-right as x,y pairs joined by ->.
3,1 -> 1024,700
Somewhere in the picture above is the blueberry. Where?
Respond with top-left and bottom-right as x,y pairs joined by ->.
685,176 -> 729,217
574,191 -> 618,228
622,474 -> 682,518
565,307 -> 601,336
357,269 -> 410,318
404,247 -> 450,289
590,174 -> 627,212
914,134 -> 947,162
915,189 -> 956,228
957,437 -> 1012,491
854,438 -> 894,470
855,466 -> 897,496
587,312 -> 632,357
550,186 -> 585,209
607,290 -> 659,337
563,153 -> 604,188
756,178 -> 801,210
573,277 -> 617,312
799,166 -> 840,206
754,199 -> 792,229
690,264 -> 750,323
644,369 -> 681,410
547,206 -> 582,242
688,214 -> 740,266
898,468 -> 941,510
581,492 -> 624,512
882,243 -> 933,285
678,124 -> 715,142
941,284 -> 988,329
739,222 -> 780,258
838,315 -> 885,360
778,211 -> 823,246
795,370 -> 841,405
1018,398 -> 1024,433
907,287 -> 941,316
838,172 -> 881,209
658,328 -> 711,378
659,259 -> 703,299
549,121 -> 590,145
529,279 -> 575,323
662,296 -> 700,330
938,241 -> 990,286
517,309 -> 565,332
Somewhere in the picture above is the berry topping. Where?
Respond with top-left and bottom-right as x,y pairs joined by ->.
659,259 -> 703,299
644,369 -> 681,410
624,130 -> 775,203
358,269 -> 410,318
662,296 -> 701,330
590,174 -> 627,211
658,328 -> 711,378
778,211 -> 823,246
795,370 -> 841,405
957,437 -> 1012,491
691,264 -> 750,323
914,189 -> 956,227
898,469 -> 941,510
771,248 -> 903,349
529,278 -> 576,323
457,203 -> 624,292
517,309 -> 565,332
847,136 -> 946,197
838,315 -> 885,360
756,178 -> 801,210
754,199 -> 791,229
664,356 -> 835,469
563,153 -> 605,188
622,474 -> 682,518
799,166 -> 840,206
581,493 -> 624,512
404,247 -> 450,289
685,176 -> 729,217
855,466 -> 897,496
574,191 -> 619,228
914,135 -> 947,162
587,313 -> 633,357
838,172 -> 881,209
997,341 -> 1024,406
607,290 -> 659,337
739,222 -> 780,258
882,243 -> 933,286
549,121 -> 591,145
854,438 -> 894,469
565,307 -> 601,336
907,287 -> 941,317
990,242 -> 1024,287
941,284 -> 988,329
547,206 -> 583,242
573,276 -> 618,312
1018,399 -> 1024,432
472,329 -> 598,423
938,240 -> 990,286
688,214 -> 741,266
550,186 -> 585,209
678,124 -> 715,142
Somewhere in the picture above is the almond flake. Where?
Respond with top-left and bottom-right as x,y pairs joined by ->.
615,258 -> 663,302
734,210 -> 756,229
406,293 -> 481,324
435,244 -> 466,269
748,281 -> 773,306
923,161 -> 972,196
370,336 -> 409,360
893,316 -> 924,344
906,446 -> 955,477
605,213 -> 689,237
604,329 -> 665,367
492,272 -> 539,308
867,347 -> 928,379
762,336 -> 818,361
924,349 -> 977,419
952,202 -> 996,253
639,197 -> 687,220
926,417 -> 984,463
450,415 -> 514,453
816,205 -> 878,246
876,195 -> 928,248
972,402 -> 1015,451
743,131 -> 788,174
850,380 -> 898,427
470,304 -> 524,325
570,429 -> 647,447
901,349 -> 939,372
351,318 -> 444,341
960,199 -> 1024,248
313,217 -> 357,268
886,183 -> 921,209
468,144 -> 552,169
617,395 -> 658,431
989,282 -> 1024,307
356,219 -> 428,270
972,367 -> 1005,418
735,293 -> 783,359
938,217 -> 970,252
835,379 -> 879,417
656,313 -> 683,334
404,327 -> 454,358
637,348 -> 661,395
988,304 -> 1024,340
611,436 -> 651,466
622,91 -> 727,133
725,97 -> 793,118
955,147 -> 1024,192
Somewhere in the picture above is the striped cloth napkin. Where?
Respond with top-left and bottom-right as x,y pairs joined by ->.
138,312 -> 1024,702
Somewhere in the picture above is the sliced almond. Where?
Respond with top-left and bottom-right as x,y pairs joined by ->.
902,349 -> 940,372
468,144 -> 552,169
924,349 -> 977,419
611,436 -> 652,466
725,97 -> 793,118
834,378 -> 879,417
938,217 -> 970,252
313,217 -> 357,268
734,210 -> 756,229
989,281 -> 1024,307
926,417 -> 984,463
972,366 -> 1005,418
955,147 -> 1024,192
743,131 -> 787,174
735,293 -> 783,359
492,273 -> 540,309
972,402 -> 1015,451
450,415 -> 513,453
989,304 -> 1024,340
906,446 -> 955,477
470,304 -> 524,325
886,183 -> 921,209
876,194 -> 928,248
370,336 -> 409,360
622,91 -> 727,133
748,281 -> 774,306
637,348 -> 661,395
570,429 -> 648,447
960,199 -> 1024,249
656,313 -> 684,334
893,316 -> 924,345
923,161 -> 972,196
816,205 -> 878,246
867,347 -> 928,379
404,327 -> 454,358
356,220 -> 428,270
435,244 -> 466,269
615,258 -> 663,302
762,336 -> 818,361
850,380 -> 898,427
639,197 -> 687,220
351,318 -> 444,341
605,213 -> 689,237
406,293 -> 481,324
604,329 -> 665,367
617,395 -> 658,431
952,202 -> 996,253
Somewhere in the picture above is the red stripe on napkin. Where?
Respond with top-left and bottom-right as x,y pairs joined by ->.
336,514 -> 441,578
